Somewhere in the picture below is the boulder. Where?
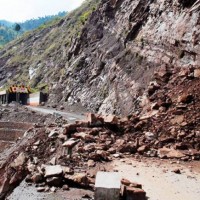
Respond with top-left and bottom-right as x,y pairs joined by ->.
194,69 -> 200,78
10,152 -> 27,169
137,145 -> 148,154
31,173 -> 43,183
65,173 -> 89,186
124,186 -> 146,200
121,178 -> 142,189
44,165 -> 63,178
86,113 -> 104,126
158,147 -> 185,159
49,157 -> 56,165
62,139 -> 79,148
63,124 -> 77,135
103,114 -> 118,124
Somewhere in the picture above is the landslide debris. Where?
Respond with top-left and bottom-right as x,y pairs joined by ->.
1,69 -> 200,198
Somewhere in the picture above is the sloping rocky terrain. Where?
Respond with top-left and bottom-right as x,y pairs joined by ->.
0,0 -> 200,199
0,0 -> 199,116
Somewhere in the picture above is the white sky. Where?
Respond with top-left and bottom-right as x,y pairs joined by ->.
0,0 -> 85,22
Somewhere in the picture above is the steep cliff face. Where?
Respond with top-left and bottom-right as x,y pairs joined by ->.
63,0 -> 199,115
0,0 -> 199,116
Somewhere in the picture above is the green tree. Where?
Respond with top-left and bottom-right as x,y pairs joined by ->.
14,23 -> 21,32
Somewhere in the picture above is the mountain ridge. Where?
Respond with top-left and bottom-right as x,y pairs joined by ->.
0,11 -> 67,47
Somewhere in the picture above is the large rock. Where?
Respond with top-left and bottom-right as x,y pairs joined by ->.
44,165 -> 63,178
10,152 -> 27,168
124,186 -> 146,200
64,173 -> 89,186
158,147 -> 185,159
102,114 -> 118,124
31,173 -> 43,183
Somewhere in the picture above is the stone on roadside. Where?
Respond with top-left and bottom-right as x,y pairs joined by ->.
62,184 -> 70,190
124,186 -> 146,200
121,178 -> 142,189
158,147 -> 185,159
50,186 -> 57,192
172,168 -> 181,174
37,187 -> 45,192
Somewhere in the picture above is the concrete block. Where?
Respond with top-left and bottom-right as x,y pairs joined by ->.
95,172 -> 121,200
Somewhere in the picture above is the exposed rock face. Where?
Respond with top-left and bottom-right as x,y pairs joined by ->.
0,0 -> 199,115
65,0 -> 200,115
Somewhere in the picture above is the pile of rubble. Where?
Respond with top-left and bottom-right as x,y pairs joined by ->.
1,66 -> 200,198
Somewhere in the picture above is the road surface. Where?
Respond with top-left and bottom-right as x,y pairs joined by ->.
26,106 -> 85,122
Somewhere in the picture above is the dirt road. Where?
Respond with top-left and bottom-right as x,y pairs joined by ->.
112,158 -> 200,200
26,106 -> 85,122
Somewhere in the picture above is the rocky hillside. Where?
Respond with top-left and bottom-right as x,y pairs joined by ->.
0,0 -> 199,116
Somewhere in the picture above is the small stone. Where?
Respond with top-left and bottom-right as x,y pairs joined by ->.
62,184 -> 70,190
37,187 -> 45,192
62,139 -> 79,148
49,157 -> 56,165
87,160 -> 96,167
48,130 -> 59,138
50,186 -> 57,192
172,168 -> 181,174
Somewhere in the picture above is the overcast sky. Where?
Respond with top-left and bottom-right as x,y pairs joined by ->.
0,0 -> 85,22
